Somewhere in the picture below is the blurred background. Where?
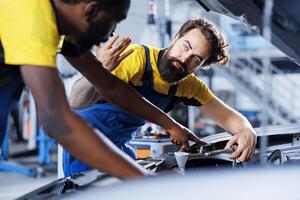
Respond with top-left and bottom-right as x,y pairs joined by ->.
1,0 -> 300,199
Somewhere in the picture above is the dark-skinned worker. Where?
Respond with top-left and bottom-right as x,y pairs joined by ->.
0,0 -> 203,179
66,19 -> 257,176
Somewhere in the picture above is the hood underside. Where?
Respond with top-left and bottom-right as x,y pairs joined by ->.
196,0 -> 300,67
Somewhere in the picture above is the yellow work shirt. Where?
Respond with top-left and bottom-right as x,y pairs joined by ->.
112,44 -> 214,106
0,0 -> 60,67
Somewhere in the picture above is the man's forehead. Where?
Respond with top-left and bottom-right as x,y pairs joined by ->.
182,29 -> 204,40
182,29 -> 211,49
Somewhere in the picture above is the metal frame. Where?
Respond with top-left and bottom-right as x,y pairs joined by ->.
0,130 -> 37,177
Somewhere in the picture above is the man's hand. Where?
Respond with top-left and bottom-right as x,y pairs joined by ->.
96,34 -> 134,71
168,124 -> 206,150
200,97 -> 257,162
225,128 -> 257,162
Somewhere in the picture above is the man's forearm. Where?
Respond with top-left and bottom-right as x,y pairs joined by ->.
47,109 -> 146,179
70,77 -> 100,109
20,66 -> 146,179
200,97 -> 254,135
223,111 -> 254,135
66,53 -> 176,130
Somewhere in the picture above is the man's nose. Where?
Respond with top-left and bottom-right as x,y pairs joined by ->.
178,56 -> 184,63
179,53 -> 190,63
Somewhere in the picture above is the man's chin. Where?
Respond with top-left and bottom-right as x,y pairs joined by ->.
160,75 -> 178,84
163,74 -> 189,84
77,44 -> 94,54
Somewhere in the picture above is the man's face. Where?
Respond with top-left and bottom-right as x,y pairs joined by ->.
76,3 -> 129,54
158,28 -> 212,84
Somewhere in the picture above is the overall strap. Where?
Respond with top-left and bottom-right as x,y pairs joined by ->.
141,45 -> 154,89
0,41 -> 4,65
164,83 -> 178,112
168,84 -> 178,96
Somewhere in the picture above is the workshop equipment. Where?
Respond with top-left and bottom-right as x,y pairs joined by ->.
130,138 -> 179,158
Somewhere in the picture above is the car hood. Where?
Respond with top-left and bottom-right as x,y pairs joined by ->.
195,0 -> 300,66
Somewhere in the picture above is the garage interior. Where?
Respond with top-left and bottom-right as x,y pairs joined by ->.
1,0 -> 300,199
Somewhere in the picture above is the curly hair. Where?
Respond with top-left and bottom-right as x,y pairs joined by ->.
176,18 -> 229,67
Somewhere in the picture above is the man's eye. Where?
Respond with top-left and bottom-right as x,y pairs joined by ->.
193,56 -> 201,65
183,44 -> 189,51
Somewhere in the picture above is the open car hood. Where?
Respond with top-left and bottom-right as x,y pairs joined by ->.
195,0 -> 300,66
17,123 -> 300,199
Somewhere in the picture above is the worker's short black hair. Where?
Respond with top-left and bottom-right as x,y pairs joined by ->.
61,0 -> 130,10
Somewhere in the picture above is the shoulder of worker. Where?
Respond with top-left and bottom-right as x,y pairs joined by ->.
113,44 -> 161,75
125,44 -> 149,54
118,44 -> 158,67
179,73 -> 204,85
110,44 -> 146,82
115,44 -> 145,65
125,44 -> 160,56
0,0 -> 60,67
176,73 -> 214,106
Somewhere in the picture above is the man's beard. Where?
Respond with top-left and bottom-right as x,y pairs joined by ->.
76,19 -> 111,54
157,50 -> 189,83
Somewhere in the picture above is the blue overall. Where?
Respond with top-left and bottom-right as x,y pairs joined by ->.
63,46 -> 179,176
0,66 -> 24,146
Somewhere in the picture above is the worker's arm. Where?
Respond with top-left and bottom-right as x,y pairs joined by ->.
65,51 -> 203,149
70,76 -> 100,109
20,65 -> 147,179
199,96 -> 257,162
70,35 -> 133,109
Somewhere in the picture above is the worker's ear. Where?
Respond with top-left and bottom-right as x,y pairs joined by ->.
84,1 -> 101,22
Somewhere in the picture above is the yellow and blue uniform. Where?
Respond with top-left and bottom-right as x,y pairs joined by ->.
0,0 -> 60,144
63,44 -> 215,176
112,44 -> 214,107
0,0 -> 60,67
